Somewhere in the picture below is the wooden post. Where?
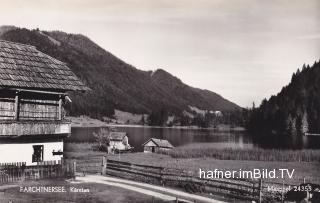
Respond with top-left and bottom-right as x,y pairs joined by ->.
252,180 -> 255,199
58,95 -> 63,120
73,161 -> 76,179
281,181 -> 284,203
66,160 -> 70,175
60,158 -> 64,177
306,189 -> 310,202
160,168 -> 164,187
14,91 -> 20,121
259,178 -> 262,203
101,156 -> 107,175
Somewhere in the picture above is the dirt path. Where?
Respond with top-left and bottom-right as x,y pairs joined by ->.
76,175 -> 226,203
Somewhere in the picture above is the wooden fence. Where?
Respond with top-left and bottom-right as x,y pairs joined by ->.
99,158 -> 262,202
0,159 -> 76,183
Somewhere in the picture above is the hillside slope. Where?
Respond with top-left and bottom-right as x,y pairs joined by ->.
0,26 -> 240,119
151,69 -> 239,111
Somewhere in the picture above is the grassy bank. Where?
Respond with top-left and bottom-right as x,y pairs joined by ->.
65,143 -> 320,185
159,143 -> 320,162
106,153 -> 320,184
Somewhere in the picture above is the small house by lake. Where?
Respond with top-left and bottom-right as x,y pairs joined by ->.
142,138 -> 174,153
108,132 -> 130,152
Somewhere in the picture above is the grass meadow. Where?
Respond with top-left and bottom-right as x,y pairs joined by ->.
159,143 -> 320,162
64,143 -> 320,185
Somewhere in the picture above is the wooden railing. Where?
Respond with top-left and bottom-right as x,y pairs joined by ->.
0,159 -> 76,183
0,92 -> 63,121
0,120 -> 71,136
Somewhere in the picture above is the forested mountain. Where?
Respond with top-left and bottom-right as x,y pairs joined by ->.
247,61 -> 320,148
150,69 -> 238,111
0,26 -> 240,121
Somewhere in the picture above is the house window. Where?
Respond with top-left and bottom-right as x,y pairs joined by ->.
32,145 -> 44,162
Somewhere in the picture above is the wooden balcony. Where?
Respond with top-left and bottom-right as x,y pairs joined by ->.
0,120 -> 71,137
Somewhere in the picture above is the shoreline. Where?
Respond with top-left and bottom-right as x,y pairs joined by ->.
72,123 -> 246,131
68,117 -> 245,131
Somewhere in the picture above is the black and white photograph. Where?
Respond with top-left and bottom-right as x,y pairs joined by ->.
0,0 -> 319,202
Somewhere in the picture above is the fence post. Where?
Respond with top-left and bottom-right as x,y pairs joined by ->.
252,179 -> 255,200
66,159 -> 70,175
259,178 -> 262,203
101,156 -> 107,175
73,161 -> 76,179
281,180 -> 284,203
160,167 -> 164,187
58,159 -> 62,177
23,162 -> 26,181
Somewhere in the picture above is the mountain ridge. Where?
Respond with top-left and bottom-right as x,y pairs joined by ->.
0,26 -> 240,120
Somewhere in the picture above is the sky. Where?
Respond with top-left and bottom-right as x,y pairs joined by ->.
0,0 -> 319,107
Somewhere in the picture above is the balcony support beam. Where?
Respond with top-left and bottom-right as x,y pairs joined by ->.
14,91 -> 20,121
58,95 -> 63,120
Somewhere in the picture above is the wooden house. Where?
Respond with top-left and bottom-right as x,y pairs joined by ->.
108,132 -> 130,152
0,40 -> 88,165
142,138 -> 174,153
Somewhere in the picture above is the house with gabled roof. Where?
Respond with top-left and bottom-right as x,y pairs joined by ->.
108,132 -> 131,152
0,40 -> 88,165
142,138 -> 174,153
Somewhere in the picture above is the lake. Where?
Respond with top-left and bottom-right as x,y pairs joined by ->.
68,126 -> 254,152
68,126 -> 320,151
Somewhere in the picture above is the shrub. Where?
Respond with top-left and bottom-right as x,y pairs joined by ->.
93,128 -> 111,151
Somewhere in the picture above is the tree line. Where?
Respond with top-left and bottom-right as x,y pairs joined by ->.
246,61 -> 320,148
146,108 -> 247,128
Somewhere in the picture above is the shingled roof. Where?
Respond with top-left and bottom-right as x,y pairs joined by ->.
142,138 -> 174,148
109,132 -> 127,141
0,40 -> 88,92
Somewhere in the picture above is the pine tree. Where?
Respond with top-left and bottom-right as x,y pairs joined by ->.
301,111 -> 309,134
